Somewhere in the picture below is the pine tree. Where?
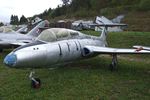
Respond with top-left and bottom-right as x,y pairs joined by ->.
20,15 -> 28,24
10,15 -> 19,25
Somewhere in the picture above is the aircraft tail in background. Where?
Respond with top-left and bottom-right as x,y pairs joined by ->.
27,20 -> 49,37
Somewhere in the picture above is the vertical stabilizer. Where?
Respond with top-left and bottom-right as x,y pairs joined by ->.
96,16 -> 113,25
27,20 -> 49,37
100,27 -> 107,41
100,27 -> 108,46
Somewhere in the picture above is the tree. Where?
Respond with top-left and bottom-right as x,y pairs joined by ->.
91,0 -> 109,10
10,15 -> 19,25
10,15 -> 14,24
139,0 -> 150,11
51,6 -> 62,17
71,0 -> 91,11
0,22 -> 4,26
14,15 -> 19,25
20,15 -> 28,24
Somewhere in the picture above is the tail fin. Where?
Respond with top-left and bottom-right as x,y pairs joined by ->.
99,23 -> 127,41
96,16 -> 113,25
112,15 -> 125,23
27,20 -> 49,37
100,27 -> 107,41
99,27 -> 108,46
99,23 -> 127,46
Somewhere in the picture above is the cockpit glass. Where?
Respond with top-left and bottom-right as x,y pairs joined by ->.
37,28 -> 79,42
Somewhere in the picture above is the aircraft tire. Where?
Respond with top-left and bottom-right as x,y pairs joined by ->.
31,78 -> 41,89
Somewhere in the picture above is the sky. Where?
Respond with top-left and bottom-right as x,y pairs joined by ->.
0,0 -> 62,23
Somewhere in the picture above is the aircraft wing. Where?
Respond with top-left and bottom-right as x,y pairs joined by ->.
0,39 -> 31,46
83,46 -> 150,56
89,23 -> 127,27
9,42 -> 28,46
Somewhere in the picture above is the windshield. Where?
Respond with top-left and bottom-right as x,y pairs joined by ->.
37,28 -> 79,42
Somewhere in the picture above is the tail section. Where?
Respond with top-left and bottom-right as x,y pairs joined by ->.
100,27 -> 107,41
27,20 -> 49,37
99,27 -> 108,46
97,23 -> 127,41
96,16 -> 113,25
99,24 -> 127,47
112,15 -> 124,23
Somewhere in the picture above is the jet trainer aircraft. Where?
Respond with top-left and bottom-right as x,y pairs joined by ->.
0,20 -> 49,52
4,24 -> 150,88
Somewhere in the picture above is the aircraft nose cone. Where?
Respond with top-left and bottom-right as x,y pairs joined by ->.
4,53 -> 17,67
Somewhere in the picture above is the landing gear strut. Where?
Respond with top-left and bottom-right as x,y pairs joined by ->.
109,54 -> 118,71
29,71 -> 41,89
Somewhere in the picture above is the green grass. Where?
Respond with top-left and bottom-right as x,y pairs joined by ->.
0,31 -> 150,100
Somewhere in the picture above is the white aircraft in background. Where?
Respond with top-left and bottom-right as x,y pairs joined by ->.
95,16 -> 126,32
0,20 -> 49,52
4,23 -> 150,88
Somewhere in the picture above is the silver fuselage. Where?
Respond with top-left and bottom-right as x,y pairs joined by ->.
4,37 -> 104,68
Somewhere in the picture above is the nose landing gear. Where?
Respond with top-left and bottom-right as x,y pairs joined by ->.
29,71 -> 41,89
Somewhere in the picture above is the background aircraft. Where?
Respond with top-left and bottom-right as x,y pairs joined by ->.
0,26 -> 15,33
0,20 -> 49,52
95,16 -> 127,32
4,24 -> 150,88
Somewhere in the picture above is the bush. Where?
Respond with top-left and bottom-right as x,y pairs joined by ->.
139,0 -> 150,11
0,22 -> 4,26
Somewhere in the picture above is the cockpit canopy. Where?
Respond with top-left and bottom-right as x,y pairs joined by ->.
37,28 -> 81,42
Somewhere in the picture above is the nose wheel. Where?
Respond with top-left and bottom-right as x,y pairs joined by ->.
109,54 -> 118,71
29,71 -> 41,89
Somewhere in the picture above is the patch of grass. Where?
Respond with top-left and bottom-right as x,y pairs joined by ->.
0,31 -> 150,100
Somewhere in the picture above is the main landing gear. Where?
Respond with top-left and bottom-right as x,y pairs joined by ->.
109,54 -> 118,71
29,71 -> 41,89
